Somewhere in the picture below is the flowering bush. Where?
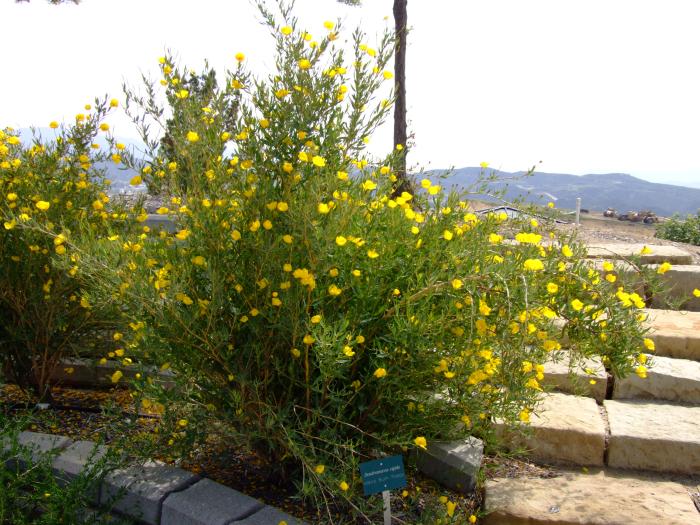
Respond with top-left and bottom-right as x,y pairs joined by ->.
77,3 -> 659,516
0,101 -> 129,402
656,211 -> 700,246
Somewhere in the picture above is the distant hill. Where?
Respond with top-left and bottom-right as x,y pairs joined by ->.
427,168 -> 700,217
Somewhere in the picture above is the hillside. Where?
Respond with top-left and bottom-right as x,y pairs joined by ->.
428,168 -> 700,217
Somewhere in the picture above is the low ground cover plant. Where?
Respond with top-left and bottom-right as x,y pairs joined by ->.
656,211 -> 700,246
61,3 -> 664,520
0,413 -> 133,525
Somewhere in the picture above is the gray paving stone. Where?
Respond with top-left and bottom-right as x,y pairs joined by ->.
52,440 -> 110,504
230,505 -> 306,524
416,437 -> 483,494
3,431 -> 73,471
100,460 -> 199,525
161,478 -> 263,525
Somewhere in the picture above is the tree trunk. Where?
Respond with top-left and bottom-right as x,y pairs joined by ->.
392,0 -> 410,196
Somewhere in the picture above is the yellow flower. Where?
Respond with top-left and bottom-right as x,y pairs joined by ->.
657,262 -> 672,274
263,220 -> 273,230
339,481 -> 349,491
561,244 -> 573,257
643,338 -> 655,351
367,249 -> 379,259
192,255 -> 207,266
693,289 -> 700,298
546,282 -> 558,294
635,365 -> 647,379
488,233 -> 502,244
178,419 -> 188,427
343,346 -> 355,357
446,501 -> 456,517
277,201 -> 289,212
451,279 -> 463,290
443,230 -> 453,241
3,220 -> 16,230
337,170 -> 348,181
291,348 -> 301,358
312,155 -> 326,167
523,259 -> 544,271
571,299 -> 584,311
35,201 -> 50,211
298,59 -> 312,70
602,261 -> 614,272
318,202 -> 331,214
235,52 -> 245,62
186,131 -> 200,142
414,436 -> 427,449
175,229 -> 190,240
383,70 -> 393,80
335,236 -> 347,246
361,180 -> 377,191
480,161 -> 489,169
111,370 -> 123,383
49,121 -> 59,129
231,230 -> 242,241
547,202 -> 555,209
469,515 -> 477,524
110,98 -> 119,107
373,368 -> 387,379
282,234 -> 293,244
519,409 -> 530,423
640,245 -> 653,255
281,25 -> 293,36
99,123 -> 109,131
303,334 -> 315,345
328,284 -> 342,296
314,464 -> 325,475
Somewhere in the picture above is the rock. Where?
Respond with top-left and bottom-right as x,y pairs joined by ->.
100,461 -> 199,525
483,469 -> 700,524
52,440 -> 109,504
495,393 -> 606,466
231,505 -> 307,524
585,243 -> 693,265
2,431 -> 73,471
542,352 -> 607,402
644,309 -> 700,361
415,437 -> 484,494
161,478 -> 264,525
651,265 -> 700,312
613,355 -> 700,403
605,400 -> 700,474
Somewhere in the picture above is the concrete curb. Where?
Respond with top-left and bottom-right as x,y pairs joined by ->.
2,431 -> 306,525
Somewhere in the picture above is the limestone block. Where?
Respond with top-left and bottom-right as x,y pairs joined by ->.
644,308 -> 700,361
585,243 -> 693,265
52,440 -> 109,503
495,393 -> 606,466
651,265 -> 700,312
416,437 -> 484,494
484,469 -> 700,524
542,352 -> 607,402
605,399 -> 700,474
613,355 -> 700,403
100,461 -> 199,525
161,478 -> 264,525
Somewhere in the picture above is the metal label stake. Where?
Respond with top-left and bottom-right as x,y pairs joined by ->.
382,490 -> 391,525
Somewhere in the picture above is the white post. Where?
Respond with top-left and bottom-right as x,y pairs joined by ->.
383,490 -> 391,525
575,198 -> 581,226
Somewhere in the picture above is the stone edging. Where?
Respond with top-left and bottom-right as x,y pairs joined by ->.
2,431 -> 306,525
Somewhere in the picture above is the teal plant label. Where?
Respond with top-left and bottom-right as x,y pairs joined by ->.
359,455 -> 407,496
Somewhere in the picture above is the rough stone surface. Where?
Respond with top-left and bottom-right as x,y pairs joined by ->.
100,461 -> 199,525
231,505 -> 306,524
483,469 -> 700,524
542,352 -> 607,402
651,265 -> 700,312
50,358 -> 98,387
161,478 -> 263,525
644,309 -> 700,361
605,399 -> 700,474
2,431 -> 73,471
613,354 -> 700,403
416,437 -> 484,494
496,393 -> 606,466
586,243 -> 693,265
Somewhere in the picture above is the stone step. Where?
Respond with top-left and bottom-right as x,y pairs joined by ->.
495,393 -> 606,466
604,399 -> 700,474
541,352 -> 607,402
585,243 -> 694,265
651,264 -> 700,311
613,355 -> 700,404
484,469 -> 700,525
645,309 -> 700,361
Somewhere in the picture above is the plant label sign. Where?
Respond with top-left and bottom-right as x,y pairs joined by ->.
359,455 -> 407,496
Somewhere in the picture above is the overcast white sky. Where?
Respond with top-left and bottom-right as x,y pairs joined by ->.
2,0 -> 699,187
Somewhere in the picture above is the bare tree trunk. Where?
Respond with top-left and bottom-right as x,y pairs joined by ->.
392,0 -> 410,196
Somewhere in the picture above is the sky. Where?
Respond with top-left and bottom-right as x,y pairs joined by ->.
2,0 -> 699,188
